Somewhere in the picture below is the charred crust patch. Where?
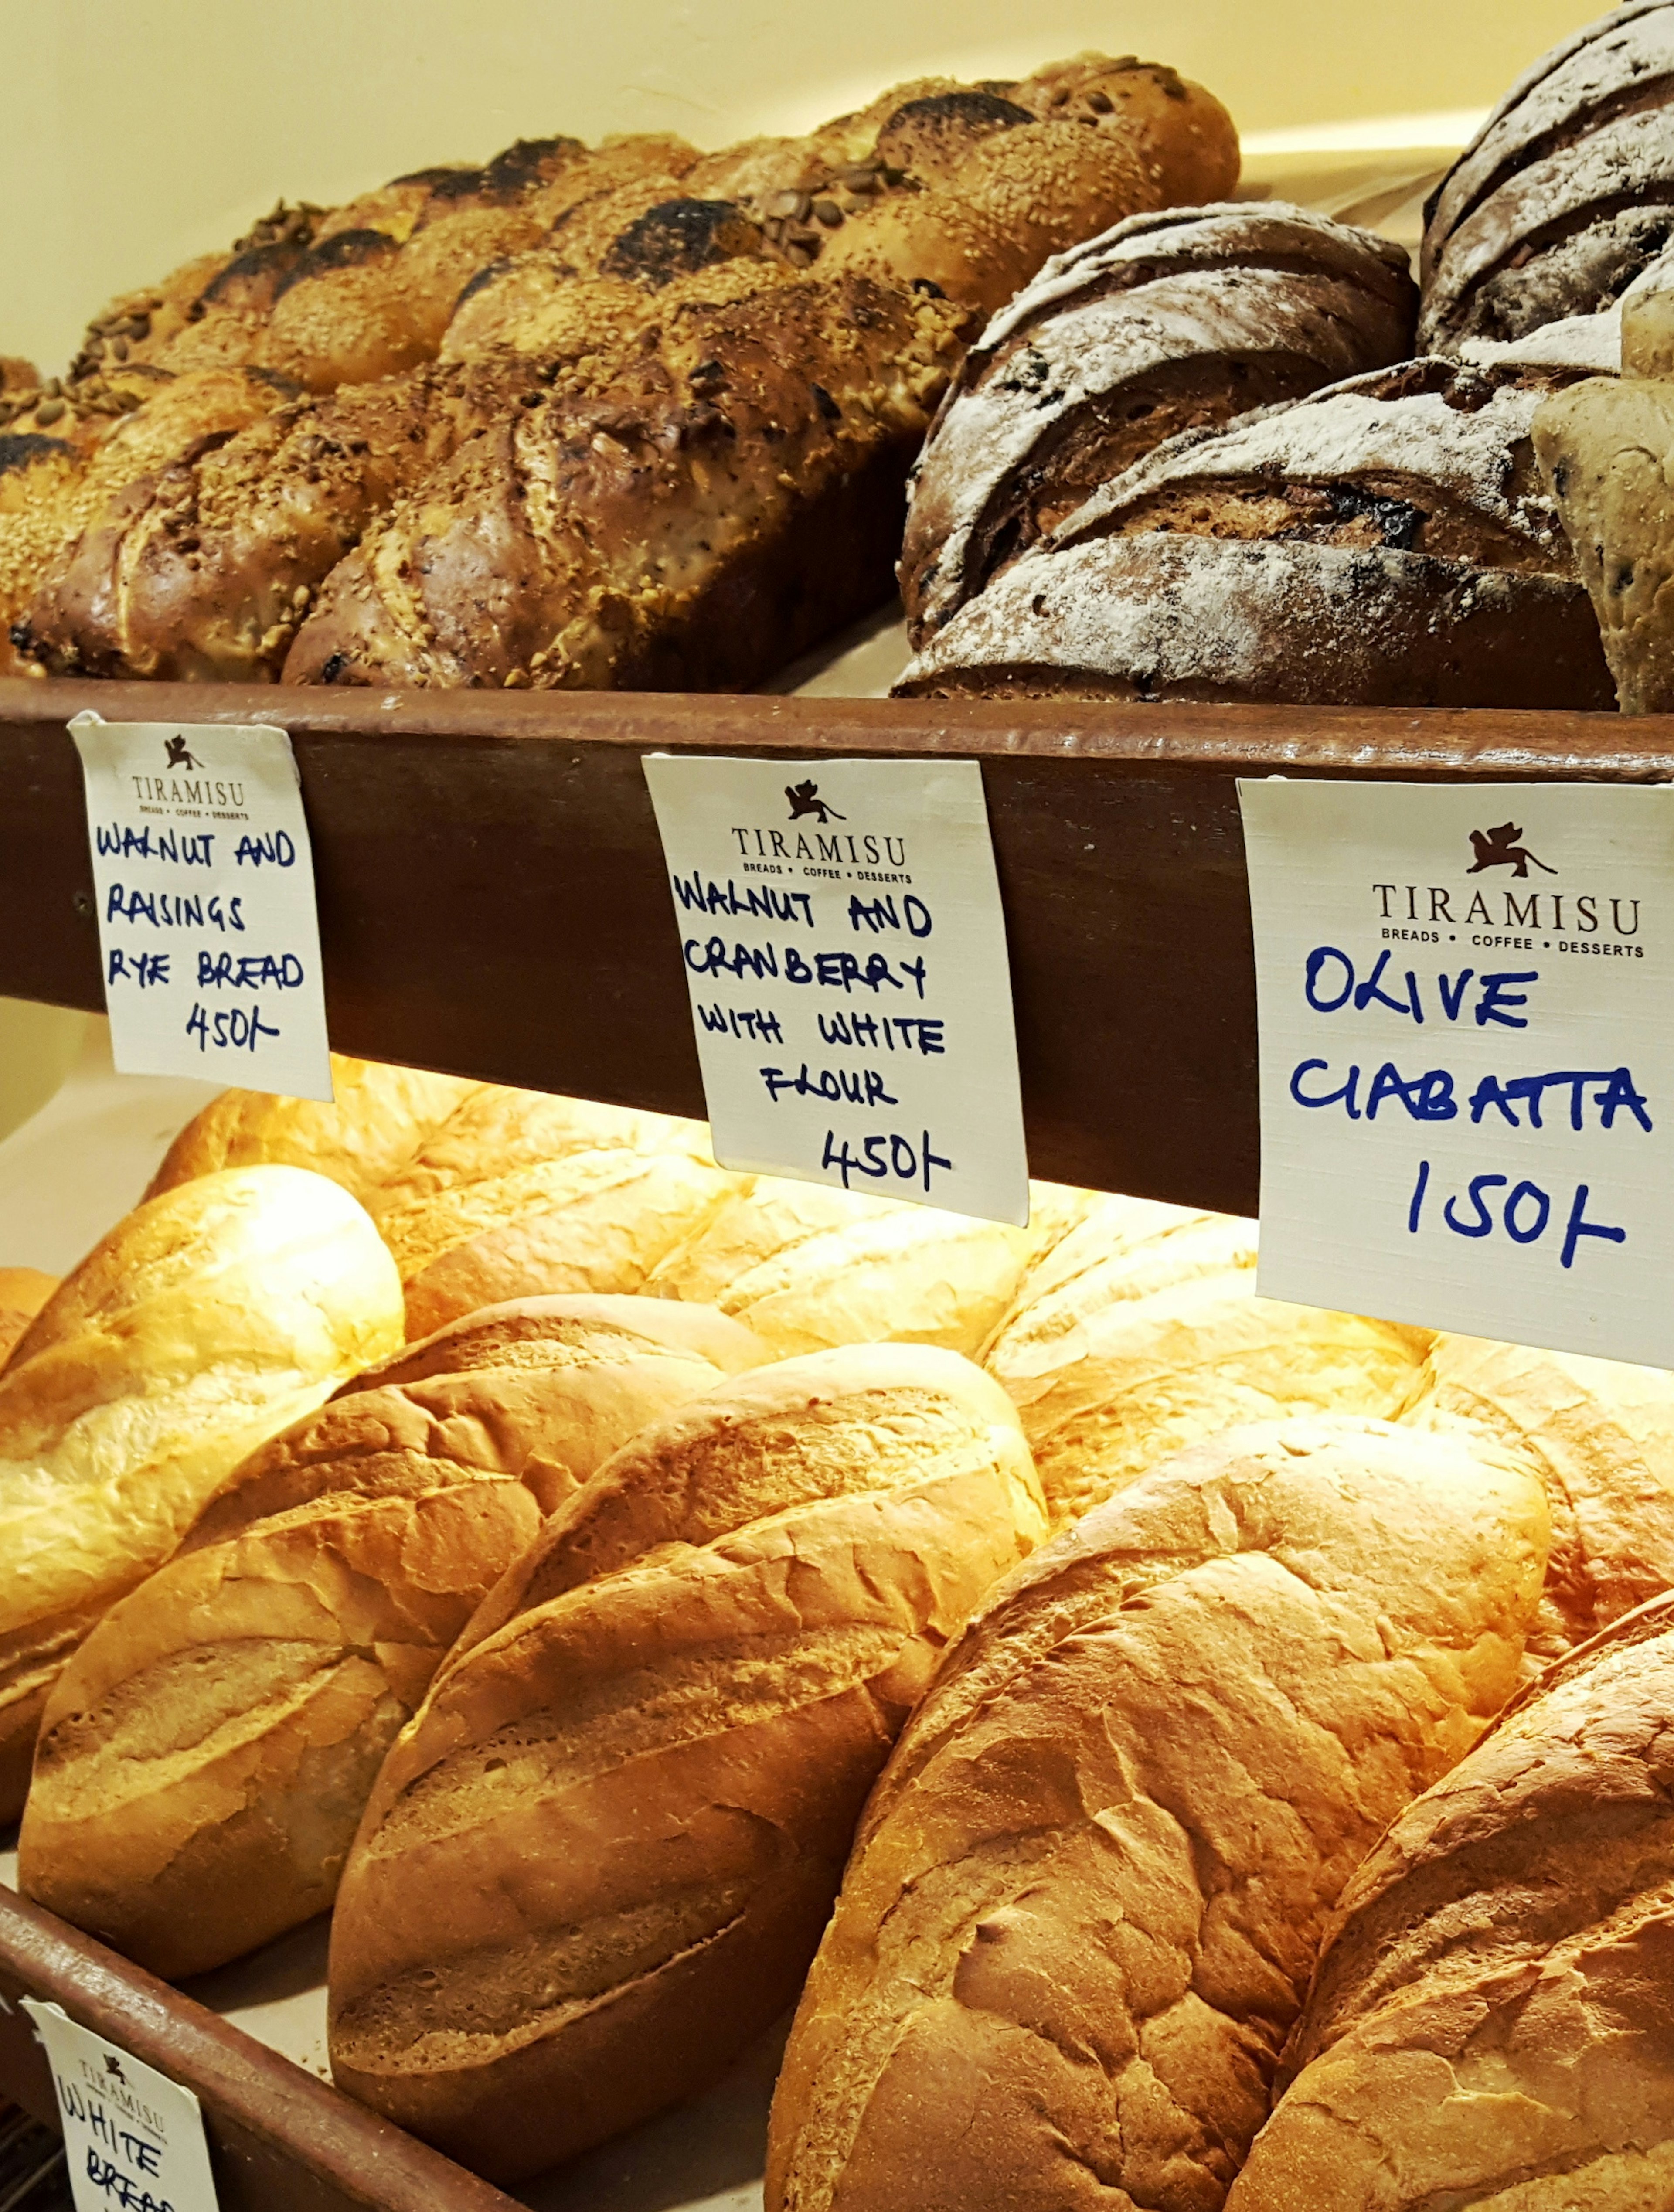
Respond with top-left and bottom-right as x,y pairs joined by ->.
877,89 -> 1034,176
452,259 -> 516,315
0,432 -> 72,476
810,381 -> 842,422
273,229 -> 402,300
197,239 -> 312,310
601,200 -> 764,288
482,136 -> 586,194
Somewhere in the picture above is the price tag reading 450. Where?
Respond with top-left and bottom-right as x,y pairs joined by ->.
71,715 -> 332,1102
1240,777 -> 1674,1368
643,754 -> 1028,1226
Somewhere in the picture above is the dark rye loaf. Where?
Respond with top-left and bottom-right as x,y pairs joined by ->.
1420,0 -> 1674,353
894,355 -> 1616,708
900,202 -> 1416,645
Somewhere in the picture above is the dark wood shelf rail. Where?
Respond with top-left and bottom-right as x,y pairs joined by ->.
2,678 -> 1667,1217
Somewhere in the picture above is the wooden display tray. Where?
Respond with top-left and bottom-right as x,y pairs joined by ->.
2,677 -> 1671,1216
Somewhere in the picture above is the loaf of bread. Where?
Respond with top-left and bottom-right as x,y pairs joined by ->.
901,204 -> 1417,645
1228,1586 -> 1674,2211
766,1415 -> 1549,2212
18,1293 -> 761,1975
1532,282 -> 1674,710
0,1270 -> 57,1371
1419,2 -> 1674,355
146,1054 -> 481,1204
897,356 -> 1617,709
326,1344 -> 1047,2178
0,1166 -> 402,1821
985,1210 -> 1428,1525
1398,1330 -> 1674,1662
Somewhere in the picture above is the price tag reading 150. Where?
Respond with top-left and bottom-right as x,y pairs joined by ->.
1240,777 -> 1674,1370
643,754 -> 1029,1228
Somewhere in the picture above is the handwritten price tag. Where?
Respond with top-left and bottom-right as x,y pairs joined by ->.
23,2001 -> 219,2212
1240,777 -> 1674,1367
71,715 -> 331,1101
643,754 -> 1028,1225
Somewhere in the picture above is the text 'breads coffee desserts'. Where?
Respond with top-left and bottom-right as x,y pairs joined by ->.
326,1345 -> 1047,2179
767,1417 -> 1547,2212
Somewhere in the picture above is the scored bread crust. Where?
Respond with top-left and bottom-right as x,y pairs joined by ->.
1398,1331 -> 1674,1660
901,203 -> 1417,643
0,1166 -> 403,1821
984,1211 -> 1428,1526
325,1344 -> 1047,2180
1227,1588 -> 1674,2211
765,1416 -> 1549,2212
145,1055 -> 482,1203
17,1294 -> 758,1977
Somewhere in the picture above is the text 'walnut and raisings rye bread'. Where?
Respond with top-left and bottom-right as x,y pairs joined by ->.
1419,0 -> 1674,355
18,1294 -> 763,1978
896,355 -> 1617,709
326,1344 -> 1047,2181
1227,1588 -> 1674,2212
901,203 -> 1417,645
765,1415 -> 1549,2212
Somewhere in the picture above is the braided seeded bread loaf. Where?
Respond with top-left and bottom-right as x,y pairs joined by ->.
9,56 -> 1234,690
18,1294 -> 762,1976
1419,0 -> 1674,356
0,1167 -> 402,1821
897,356 -> 1616,709
766,1416 -> 1548,2212
327,1345 -> 1047,2179
901,204 -> 1417,644
1228,1587 -> 1674,2212
984,1208 -> 1428,1525
1399,1331 -> 1674,1663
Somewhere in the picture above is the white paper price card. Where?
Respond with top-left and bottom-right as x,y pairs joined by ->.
71,714 -> 332,1102
23,1999 -> 219,2212
1240,776 -> 1674,1368
642,754 -> 1029,1225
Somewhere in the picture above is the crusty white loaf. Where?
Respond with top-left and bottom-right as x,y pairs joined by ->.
985,1211 -> 1429,1525
327,1344 -> 1046,2180
767,1417 -> 1549,2212
0,1166 -> 402,1820
1228,1588 -> 1674,2211
145,1054 -> 482,1204
1398,1330 -> 1674,1661
19,1294 -> 762,1975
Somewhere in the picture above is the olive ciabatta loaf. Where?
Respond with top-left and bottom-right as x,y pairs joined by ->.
983,1207 -> 1428,1526
1420,0 -> 1674,356
0,1166 -> 402,1822
1228,1587 -> 1674,2212
901,203 -> 1417,645
326,1345 -> 1046,2179
896,355 -> 1617,709
1399,1330 -> 1674,1663
766,1416 -> 1548,2212
18,1294 -> 762,1977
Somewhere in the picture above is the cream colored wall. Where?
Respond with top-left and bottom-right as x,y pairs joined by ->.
0,0 -> 1598,377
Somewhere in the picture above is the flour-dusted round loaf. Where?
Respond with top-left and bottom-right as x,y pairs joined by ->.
1398,1331 -> 1674,1662
1228,1588 -> 1674,2211
18,1294 -> 760,1976
146,1055 -> 482,1204
0,1166 -> 402,1820
985,1211 -> 1428,1526
896,355 -> 1617,709
1419,1 -> 1674,354
901,203 -> 1416,644
766,1416 -> 1549,2212
326,1344 -> 1047,2180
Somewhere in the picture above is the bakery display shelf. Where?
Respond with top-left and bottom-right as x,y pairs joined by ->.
3,676 -> 1669,1220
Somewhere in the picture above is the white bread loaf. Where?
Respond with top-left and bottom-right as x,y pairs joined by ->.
1398,1330 -> 1674,1661
145,1054 -> 483,1204
986,1212 -> 1429,1525
327,1344 -> 1047,2180
0,1166 -> 402,1819
767,1416 -> 1549,2212
1228,1588 -> 1674,2211
19,1294 -> 762,1975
